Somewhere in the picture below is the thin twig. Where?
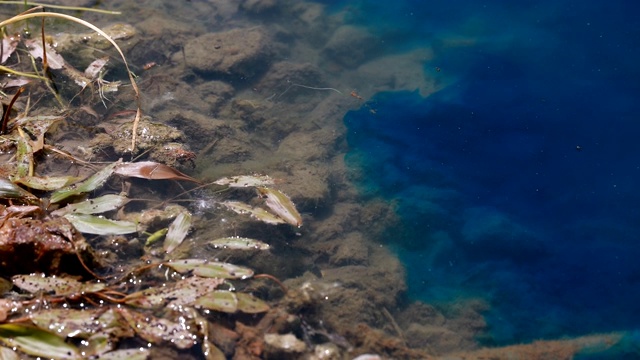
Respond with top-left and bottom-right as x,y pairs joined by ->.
277,82 -> 343,100
382,306 -> 406,344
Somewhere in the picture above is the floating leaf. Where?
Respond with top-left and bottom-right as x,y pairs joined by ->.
30,309 -> 99,338
194,291 -> 237,313
50,162 -> 118,203
117,307 -> 197,349
163,211 -> 192,254
220,200 -> 286,225
124,276 -> 224,309
213,174 -> 274,188
13,175 -> 79,191
29,308 -> 127,340
164,259 -> 254,280
236,293 -> 270,313
209,236 -> 270,250
64,214 -> 138,235
12,274 -> 105,296
52,194 -> 129,216
257,187 -> 303,227
0,324 -> 81,359
0,177 -> 37,201
115,161 -> 201,183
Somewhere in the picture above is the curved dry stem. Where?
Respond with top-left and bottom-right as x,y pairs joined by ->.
0,11 -> 142,152
254,273 -> 288,293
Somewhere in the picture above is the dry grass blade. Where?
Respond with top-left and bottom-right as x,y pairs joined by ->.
0,64 -> 47,80
115,161 -> 202,183
0,11 -> 141,152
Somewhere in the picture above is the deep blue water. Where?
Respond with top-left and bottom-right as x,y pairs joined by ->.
340,0 -> 640,348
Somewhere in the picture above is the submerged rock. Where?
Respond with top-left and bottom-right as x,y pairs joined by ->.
241,0 -> 279,14
322,25 -> 379,69
0,217 -> 101,276
90,116 -> 192,167
263,333 -> 307,357
180,27 -> 273,79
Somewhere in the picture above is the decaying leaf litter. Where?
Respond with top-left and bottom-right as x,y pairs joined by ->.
0,4 -> 311,359
0,2 -> 626,360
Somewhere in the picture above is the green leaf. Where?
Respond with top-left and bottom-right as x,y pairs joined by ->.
50,162 -> 118,203
209,236 -> 270,250
83,332 -> 116,358
213,174 -> 274,188
52,194 -> 129,216
163,210 -> 192,254
236,293 -> 270,313
124,276 -> 224,308
117,308 -> 197,349
164,259 -> 254,280
12,274 -> 105,296
13,175 -> 79,191
194,291 -> 238,313
29,308 -> 127,341
145,228 -> 168,246
0,323 -> 81,359
0,177 -> 37,201
220,201 -> 286,225
15,136 -> 32,178
64,214 -> 138,235
194,291 -> 269,314
257,187 -> 303,227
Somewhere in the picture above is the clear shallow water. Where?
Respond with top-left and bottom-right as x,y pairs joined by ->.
341,0 -> 640,345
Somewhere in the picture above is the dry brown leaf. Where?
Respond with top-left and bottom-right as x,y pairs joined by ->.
1,36 -> 18,63
115,161 -> 201,183
23,39 -> 65,70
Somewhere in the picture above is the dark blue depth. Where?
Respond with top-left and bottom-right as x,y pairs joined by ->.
341,0 -> 640,346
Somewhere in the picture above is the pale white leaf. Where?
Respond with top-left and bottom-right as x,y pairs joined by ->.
84,57 -> 109,79
163,211 -> 192,254
24,38 -> 65,69
64,214 -> 137,235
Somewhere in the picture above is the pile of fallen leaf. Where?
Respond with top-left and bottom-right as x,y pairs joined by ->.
0,6 -> 313,359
